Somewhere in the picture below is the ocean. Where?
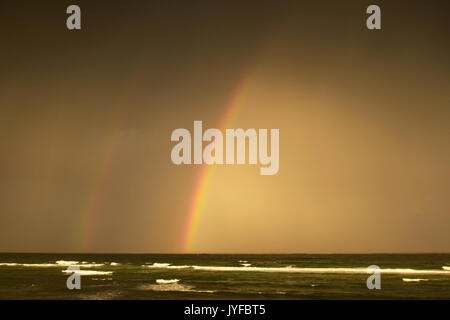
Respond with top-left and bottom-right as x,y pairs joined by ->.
0,253 -> 449,299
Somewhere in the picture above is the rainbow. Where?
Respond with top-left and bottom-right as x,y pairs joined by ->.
76,67 -> 254,253
77,107 -> 127,252
76,71 -> 139,251
183,72 -> 253,252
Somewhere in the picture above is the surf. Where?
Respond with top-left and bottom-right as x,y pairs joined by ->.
144,262 -> 450,275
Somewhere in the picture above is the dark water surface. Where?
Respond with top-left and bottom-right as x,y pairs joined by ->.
0,253 -> 449,299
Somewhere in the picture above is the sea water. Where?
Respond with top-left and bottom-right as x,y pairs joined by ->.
0,253 -> 449,299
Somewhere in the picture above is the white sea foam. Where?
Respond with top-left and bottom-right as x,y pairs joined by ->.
241,263 -> 252,267
403,278 -> 429,282
0,261 -> 104,268
0,263 -> 56,267
61,270 -> 113,276
110,262 -> 120,266
156,279 -> 180,284
138,281 -> 214,293
56,261 -> 104,267
442,266 -> 450,271
138,283 -> 191,292
145,263 -> 190,269
151,263 -> 171,267
144,263 -> 450,275
56,260 -> 79,266
77,263 -> 104,267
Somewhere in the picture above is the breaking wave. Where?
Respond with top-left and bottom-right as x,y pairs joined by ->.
56,260 -> 79,266
0,263 -> 57,267
403,278 -> 429,282
56,261 -> 104,267
0,261 -> 104,268
138,279 -> 214,293
151,263 -> 171,267
156,279 -> 180,284
61,269 -> 113,276
143,263 -> 450,275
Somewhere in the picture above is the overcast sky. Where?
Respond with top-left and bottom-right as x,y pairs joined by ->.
0,0 -> 449,253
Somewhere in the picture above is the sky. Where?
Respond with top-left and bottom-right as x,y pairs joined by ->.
0,0 -> 449,253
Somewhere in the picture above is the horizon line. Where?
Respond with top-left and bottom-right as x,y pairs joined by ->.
1,251 -> 449,255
